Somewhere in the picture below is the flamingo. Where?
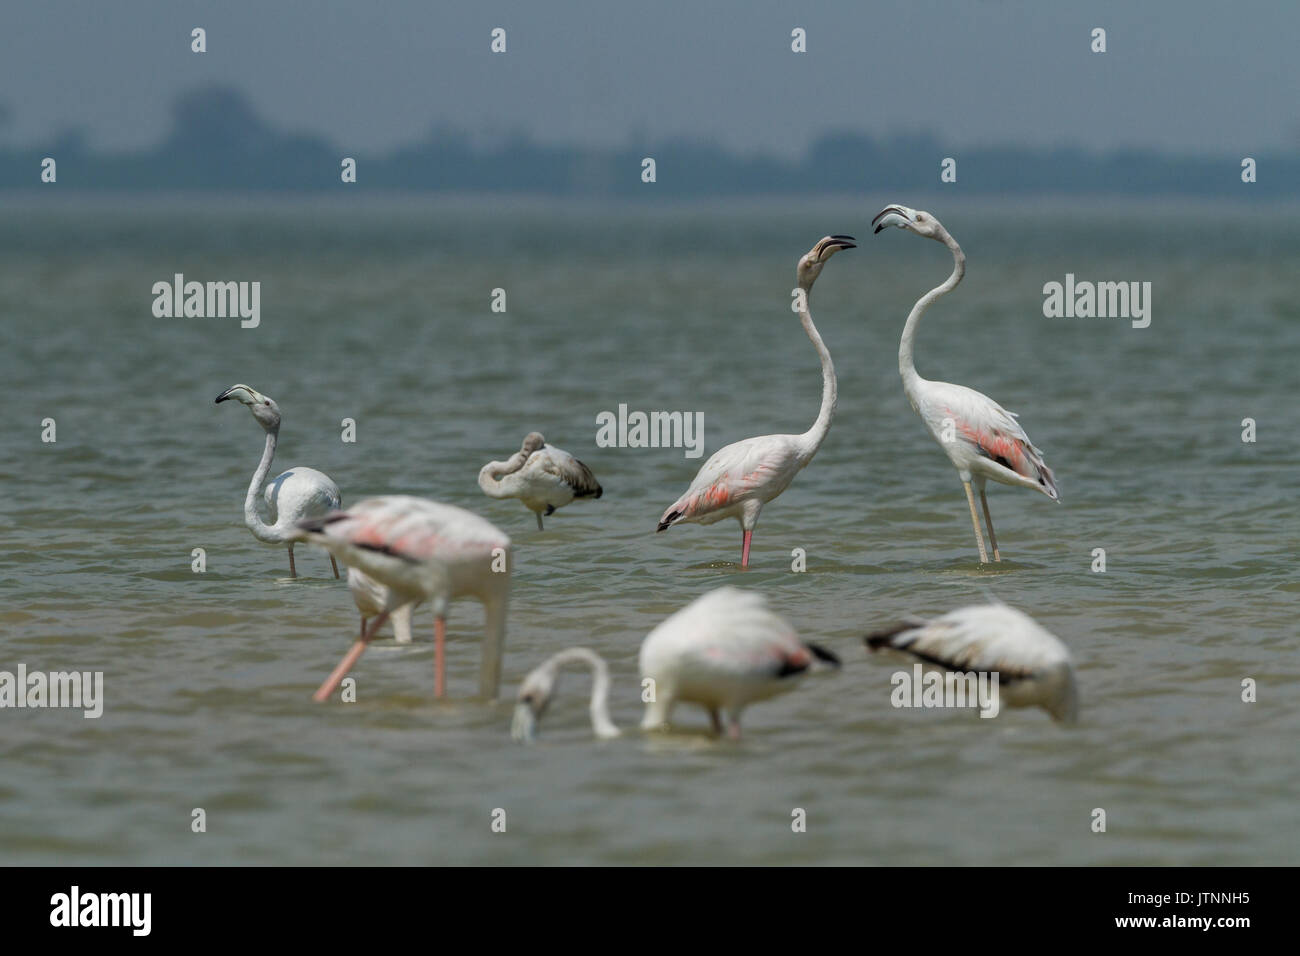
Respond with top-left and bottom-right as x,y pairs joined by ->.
478,432 -> 602,529
291,495 -> 511,701
215,384 -> 340,578
865,600 -> 1078,723
656,235 -> 854,567
512,586 -> 840,742
347,567 -> 414,644
872,205 -> 1058,563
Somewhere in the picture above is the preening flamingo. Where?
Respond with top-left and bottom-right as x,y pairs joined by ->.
872,205 -> 1058,563
292,495 -> 511,701
478,432 -> 602,529
347,567 -> 414,644
215,384 -> 340,578
512,586 -> 840,742
865,601 -> 1078,723
656,235 -> 854,567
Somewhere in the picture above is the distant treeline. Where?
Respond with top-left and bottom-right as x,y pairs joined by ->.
0,87 -> 1292,197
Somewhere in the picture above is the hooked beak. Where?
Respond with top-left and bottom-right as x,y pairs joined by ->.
814,235 -> 856,260
511,702 -> 538,743
214,384 -> 264,405
872,204 -> 917,234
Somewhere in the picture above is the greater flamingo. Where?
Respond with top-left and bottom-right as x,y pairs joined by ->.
292,495 -> 511,701
512,586 -> 840,741
656,235 -> 854,566
478,432 -> 602,529
865,600 -> 1078,723
872,205 -> 1058,563
215,384 -> 340,578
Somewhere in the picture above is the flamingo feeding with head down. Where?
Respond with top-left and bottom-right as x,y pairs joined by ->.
865,600 -> 1079,723
478,432 -> 602,530
511,586 -> 840,742
347,567 -> 414,644
872,205 -> 1058,564
292,495 -> 511,701
215,384 -> 341,578
656,235 -> 854,567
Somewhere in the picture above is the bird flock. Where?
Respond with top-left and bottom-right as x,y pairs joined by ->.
216,207 -> 1079,740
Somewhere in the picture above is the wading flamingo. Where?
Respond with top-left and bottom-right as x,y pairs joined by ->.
872,205 -> 1058,563
865,600 -> 1078,723
656,235 -> 854,567
293,495 -> 510,701
215,384 -> 340,578
512,586 -> 840,741
478,432 -> 602,529
347,567 -> 414,644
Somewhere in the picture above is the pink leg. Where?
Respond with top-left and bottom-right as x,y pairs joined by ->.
434,617 -> 446,698
359,615 -> 366,638
727,719 -> 742,741
330,555 -> 340,579
740,530 -> 752,568
313,611 -> 388,702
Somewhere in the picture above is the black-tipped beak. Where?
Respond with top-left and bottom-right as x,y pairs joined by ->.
872,205 -> 911,234
214,388 -> 234,404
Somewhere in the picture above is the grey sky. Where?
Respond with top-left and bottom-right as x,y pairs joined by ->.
2,1 -> 1295,156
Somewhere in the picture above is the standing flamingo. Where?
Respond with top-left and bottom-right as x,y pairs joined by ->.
293,495 -> 510,701
872,205 -> 1058,563
215,384 -> 340,578
512,586 -> 840,742
865,600 -> 1079,723
656,235 -> 854,567
347,567 -> 414,644
478,432 -> 602,529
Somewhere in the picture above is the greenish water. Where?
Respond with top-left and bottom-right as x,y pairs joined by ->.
0,196 -> 1296,865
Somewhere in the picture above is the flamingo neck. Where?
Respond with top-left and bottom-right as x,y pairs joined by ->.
476,452 -> 528,499
551,648 -> 620,738
797,294 -> 836,459
244,429 -> 281,542
900,230 -> 965,396
477,589 -> 509,699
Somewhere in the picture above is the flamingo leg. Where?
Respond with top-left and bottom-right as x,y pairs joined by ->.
979,487 -> 1002,562
314,611 -> 389,702
535,512 -> 544,531
330,555 -> 340,579
709,707 -> 723,735
740,530 -> 753,568
727,718 -> 742,741
287,543 -> 297,578
359,614 -> 367,639
963,481 -> 989,564
434,617 -> 446,698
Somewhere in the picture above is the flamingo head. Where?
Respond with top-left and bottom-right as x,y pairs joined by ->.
215,383 -> 281,431
511,664 -> 559,743
796,235 -> 855,290
872,204 -> 945,242
520,432 -> 546,454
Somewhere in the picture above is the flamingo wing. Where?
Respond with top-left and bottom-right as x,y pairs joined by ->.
536,446 -> 602,499
302,495 -> 509,563
657,436 -> 796,528
866,603 -> 1070,681
930,383 -> 1058,498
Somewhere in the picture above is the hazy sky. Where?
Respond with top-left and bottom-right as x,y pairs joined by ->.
2,1 -> 1296,156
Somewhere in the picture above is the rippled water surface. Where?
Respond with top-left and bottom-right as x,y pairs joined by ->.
0,197 -> 1296,865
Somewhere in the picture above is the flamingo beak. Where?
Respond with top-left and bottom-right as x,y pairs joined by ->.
872,204 -> 916,234
818,235 -> 856,259
511,701 -> 538,743
214,384 -> 264,405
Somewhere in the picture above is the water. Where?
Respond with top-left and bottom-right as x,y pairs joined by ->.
0,196 -> 1296,865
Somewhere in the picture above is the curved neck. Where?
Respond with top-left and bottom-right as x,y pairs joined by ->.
900,230 -> 965,392
551,648 -> 619,739
477,452 -> 528,499
796,290 -> 836,457
244,430 -> 280,541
